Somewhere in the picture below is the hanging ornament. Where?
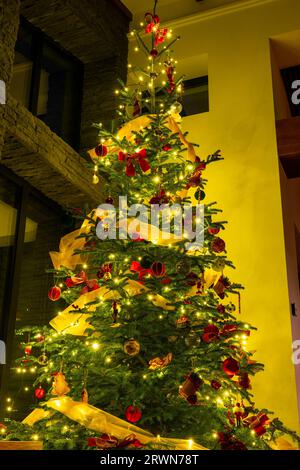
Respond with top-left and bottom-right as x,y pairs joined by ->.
176,315 -> 190,328
97,263 -> 113,280
176,259 -> 191,275
51,372 -> 70,396
211,237 -> 226,253
211,258 -> 226,272
211,380 -> 222,390
170,101 -> 182,114
148,352 -> 172,370
125,405 -> 142,423
123,339 -> 141,356
34,385 -> 46,400
226,302 -> 236,313
81,388 -> 89,403
217,304 -> 226,314
34,333 -> 45,343
233,402 -> 245,427
162,143 -> 172,151
95,144 -> 108,157
222,357 -> 240,377
105,196 -> 114,204
150,48 -> 158,58
179,372 -> 203,405
48,285 -> 61,301
38,354 -> 48,366
24,345 -> 32,356
151,261 -> 166,277
202,325 -> 219,343
213,276 -> 230,299
92,174 -> 99,185
208,226 -> 220,235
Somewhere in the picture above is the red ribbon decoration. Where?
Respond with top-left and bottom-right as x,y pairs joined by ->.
118,149 -> 150,177
144,12 -> 168,47
87,433 -> 142,449
65,271 -> 99,295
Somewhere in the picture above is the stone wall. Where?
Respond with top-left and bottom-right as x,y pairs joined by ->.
0,0 -> 20,156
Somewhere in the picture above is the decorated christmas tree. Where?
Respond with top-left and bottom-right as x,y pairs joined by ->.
1,1 -> 299,451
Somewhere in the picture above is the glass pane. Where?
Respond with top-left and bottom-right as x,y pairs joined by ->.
10,51 -> 33,109
0,173 -> 19,341
6,194 -> 65,419
39,42 -> 83,150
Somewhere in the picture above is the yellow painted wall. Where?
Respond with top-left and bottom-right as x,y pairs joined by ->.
173,0 -> 300,431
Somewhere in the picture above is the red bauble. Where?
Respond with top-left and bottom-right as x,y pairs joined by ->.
211,380 -> 222,390
48,285 -> 61,301
95,144 -> 108,157
105,196 -> 114,204
125,405 -> 142,423
202,325 -> 219,343
150,48 -> 158,57
34,385 -> 46,400
162,143 -> 172,151
24,345 -> 32,355
208,227 -> 220,235
151,261 -> 166,277
211,237 -> 226,253
222,357 -> 240,377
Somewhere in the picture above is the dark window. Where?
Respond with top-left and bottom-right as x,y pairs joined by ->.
181,76 -> 209,117
10,17 -> 84,151
0,166 -> 67,418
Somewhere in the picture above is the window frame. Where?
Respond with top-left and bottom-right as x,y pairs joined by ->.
0,164 -> 64,415
15,16 -> 84,151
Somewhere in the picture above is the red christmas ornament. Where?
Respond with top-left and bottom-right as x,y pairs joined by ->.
208,227 -> 220,235
217,304 -> 226,314
151,261 -> 166,277
24,345 -> 32,355
125,405 -> 142,423
34,385 -> 46,400
211,237 -> 226,253
150,48 -> 158,57
48,285 -> 61,301
162,143 -> 172,151
95,144 -> 108,157
211,380 -> 222,390
238,372 -> 251,390
222,357 -> 240,377
105,196 -> 114,204
202,325 -> 219,343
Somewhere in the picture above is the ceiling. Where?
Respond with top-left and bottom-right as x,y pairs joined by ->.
122,0 -> 238,26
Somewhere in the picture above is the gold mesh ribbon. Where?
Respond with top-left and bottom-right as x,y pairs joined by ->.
23,397 -> 207,451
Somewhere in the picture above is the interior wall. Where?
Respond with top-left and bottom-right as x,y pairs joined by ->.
159,0 -> 300,430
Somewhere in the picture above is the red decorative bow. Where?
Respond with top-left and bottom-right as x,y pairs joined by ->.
144,12 -> 168,46
243,412 -> 270,436
65,271 -> 99,295
87,433 -> 142,449
118,149 -> 150,177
